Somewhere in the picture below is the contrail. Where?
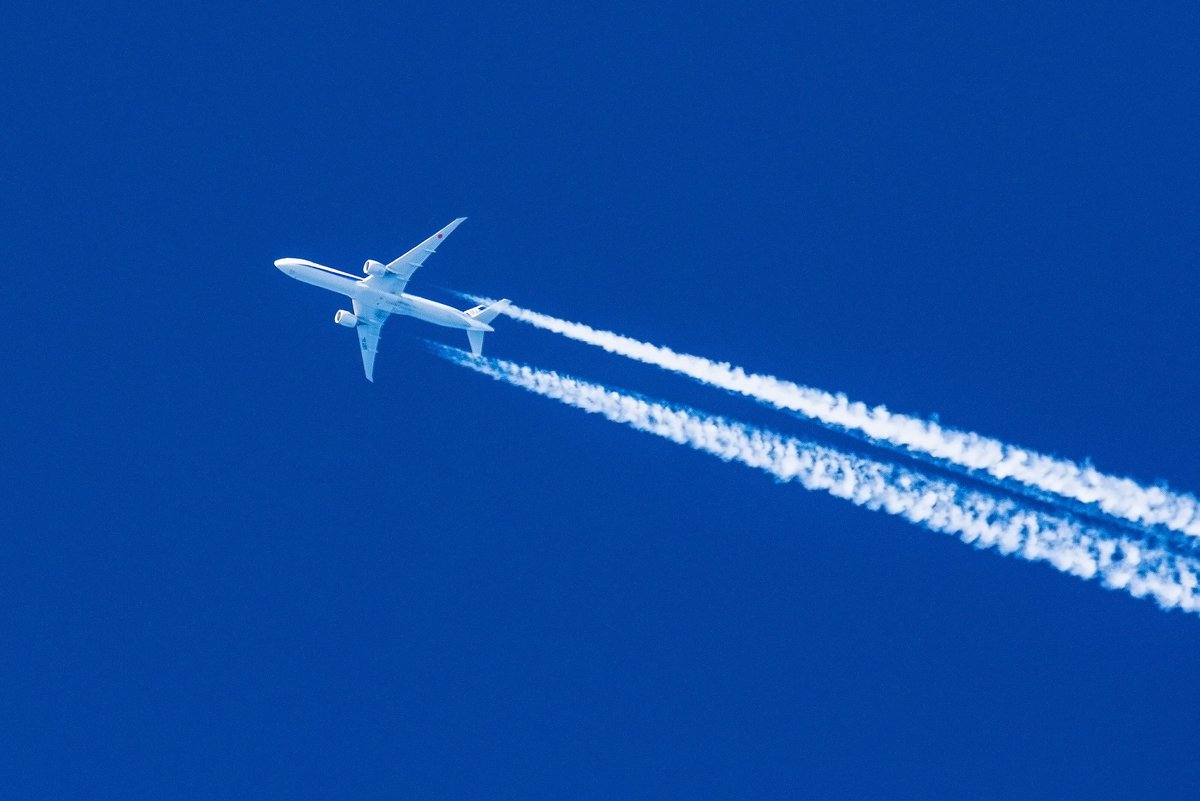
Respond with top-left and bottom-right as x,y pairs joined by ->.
433,344 -> 1200,614
460,295 -> 1200,540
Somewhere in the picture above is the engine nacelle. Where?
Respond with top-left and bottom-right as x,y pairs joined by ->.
363,259 -> 387,276
334,310 -> 358,328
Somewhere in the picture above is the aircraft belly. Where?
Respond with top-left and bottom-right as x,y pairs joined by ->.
292,266 -> 359,296
405,297 -> 471,329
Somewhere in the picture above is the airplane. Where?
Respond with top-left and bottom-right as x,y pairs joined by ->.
274,218 -> 509,381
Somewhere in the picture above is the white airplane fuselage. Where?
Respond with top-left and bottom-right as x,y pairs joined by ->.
275,217 -> 509,381
274,258 -> 493,333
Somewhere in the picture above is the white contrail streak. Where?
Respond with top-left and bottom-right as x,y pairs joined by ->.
465,296 -> 1200,539
435,345 -> 1200,614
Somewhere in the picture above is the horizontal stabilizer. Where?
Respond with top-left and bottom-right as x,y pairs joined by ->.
463,298 -> 511,325
467,329 -> 485,357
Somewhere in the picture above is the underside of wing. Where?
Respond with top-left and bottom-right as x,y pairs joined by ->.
357,327 -> 380,382
352,299 -> 390,382
367,217 -> 466,294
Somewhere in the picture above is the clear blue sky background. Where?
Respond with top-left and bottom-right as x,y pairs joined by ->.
4,3 -> 1200,798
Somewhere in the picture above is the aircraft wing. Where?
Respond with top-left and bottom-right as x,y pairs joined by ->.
352,298 -> 390,382
368,217 -> 466,294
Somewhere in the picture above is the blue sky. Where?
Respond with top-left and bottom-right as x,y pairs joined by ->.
4,3 -> 1200,798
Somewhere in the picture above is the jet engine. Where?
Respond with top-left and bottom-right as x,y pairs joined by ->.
334,310 -> 358,328
363,259 -> 386,276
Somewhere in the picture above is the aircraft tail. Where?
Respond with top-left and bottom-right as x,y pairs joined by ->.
463,299 -> 509,357
466,329 -> 485,357
463,298 -> 511,325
